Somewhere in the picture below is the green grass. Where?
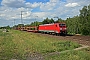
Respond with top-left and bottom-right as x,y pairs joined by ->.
0,29 -> 85,60
45,49 -> 90,60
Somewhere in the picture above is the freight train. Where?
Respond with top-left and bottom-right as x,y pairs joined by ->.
16,23 -> 67,35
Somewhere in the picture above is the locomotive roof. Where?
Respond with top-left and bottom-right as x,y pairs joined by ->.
39,23 -> 65,26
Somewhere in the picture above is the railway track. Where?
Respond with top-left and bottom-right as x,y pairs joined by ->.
35,33 -> 90,46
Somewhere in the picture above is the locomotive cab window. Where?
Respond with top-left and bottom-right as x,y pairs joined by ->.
59,24 -> 65,27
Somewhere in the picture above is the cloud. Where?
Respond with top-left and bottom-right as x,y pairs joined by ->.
32,12 -> 51,18
25,2 -> 42,8
1,0 -> 25,8
1,0 -> 41,8
50,0 -> 59,3
40,2 -> 56,11
65,3 -> 79,7
0,6 -> 31,20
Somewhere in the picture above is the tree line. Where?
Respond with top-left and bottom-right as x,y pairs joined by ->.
66,4 -> 90,35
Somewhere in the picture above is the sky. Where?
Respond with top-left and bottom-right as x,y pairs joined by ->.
0,0 -> 90,27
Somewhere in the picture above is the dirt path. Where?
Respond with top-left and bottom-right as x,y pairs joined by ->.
74,44 -> 89,50
44,44 -> 89,57
26,44 -> 89,60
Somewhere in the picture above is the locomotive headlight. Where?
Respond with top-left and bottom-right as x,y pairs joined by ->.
64,28 -> 67,30
60,28 -> 62,30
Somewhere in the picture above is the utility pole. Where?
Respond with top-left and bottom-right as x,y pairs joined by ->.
21,11 -> 23,24
35,16 -> 38,26
20,11 -> 23,30
14,19 -> 15,26
13,19 -> 15,29
35,16 -> 38,30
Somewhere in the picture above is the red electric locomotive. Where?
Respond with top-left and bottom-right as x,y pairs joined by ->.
38,23 -> 67,35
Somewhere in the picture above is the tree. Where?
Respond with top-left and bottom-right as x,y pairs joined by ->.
30,21 -> 42,26
0,25 -> 11,29
17,24 -> 24,27
55,18 -> 64,23
42,17 -> 50,24
66,4 -> 90,35
79,5 -> 90,35
42,17 -> 55,24
50,18 -> 54,23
